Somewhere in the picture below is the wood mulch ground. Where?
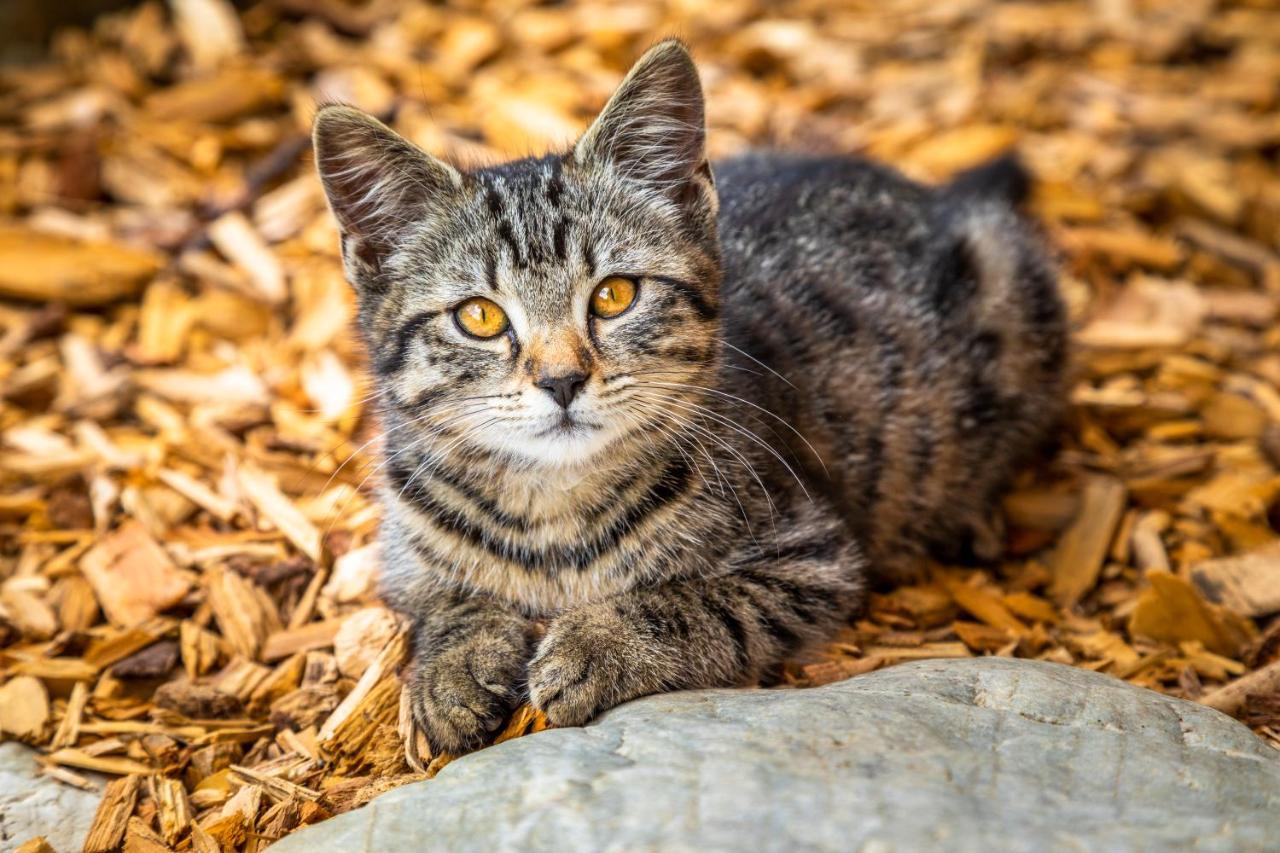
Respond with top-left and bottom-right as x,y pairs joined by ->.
3,0 -> 1280,850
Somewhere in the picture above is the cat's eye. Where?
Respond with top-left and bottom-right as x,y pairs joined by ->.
590,276 -> 638,319
454,297 -> 509,339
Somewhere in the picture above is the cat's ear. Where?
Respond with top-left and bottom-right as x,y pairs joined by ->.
313,105 -> 463,277
574,40 -> 712,204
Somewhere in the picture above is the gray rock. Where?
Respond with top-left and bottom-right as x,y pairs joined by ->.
0,741 -> 102,853
276,658 -> 1280,852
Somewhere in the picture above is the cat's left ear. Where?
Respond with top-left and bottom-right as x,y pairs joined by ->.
574,39 -> 715,213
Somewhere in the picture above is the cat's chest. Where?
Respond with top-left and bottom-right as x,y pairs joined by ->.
384,458 -> 700,612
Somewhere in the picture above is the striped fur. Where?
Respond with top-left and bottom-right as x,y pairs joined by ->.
313,40 -> 1066,752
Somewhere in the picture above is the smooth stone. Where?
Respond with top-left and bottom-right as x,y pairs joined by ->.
271,657 -> 1280,852
0,741 -> 102,852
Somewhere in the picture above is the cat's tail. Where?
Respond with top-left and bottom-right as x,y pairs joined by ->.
941,151 -> 1031,209
927,151 -> 1067,393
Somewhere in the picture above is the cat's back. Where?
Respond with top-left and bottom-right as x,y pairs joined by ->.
714,153 -> 934,285
712,151 -> 1067,582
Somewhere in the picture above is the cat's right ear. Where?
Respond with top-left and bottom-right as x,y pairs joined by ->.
312,105 -> 462,280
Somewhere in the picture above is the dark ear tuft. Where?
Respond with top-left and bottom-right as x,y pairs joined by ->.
574,40 -> 708,196
312,105 -> 462,275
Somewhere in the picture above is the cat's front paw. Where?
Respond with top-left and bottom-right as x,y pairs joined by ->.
408,633 -> 527,754
528,606 -> 663,728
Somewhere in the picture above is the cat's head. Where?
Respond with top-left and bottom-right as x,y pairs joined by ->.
314,40 -> 721,468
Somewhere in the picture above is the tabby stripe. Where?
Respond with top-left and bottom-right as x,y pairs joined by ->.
860,325 -> 905,512
635,599 -> 688,641
376,310 -> 439,375
552,218 -> 569,262
410,387 -> 443,411
393,452 -> 693,573
495,220 -> 525,268
961,334 -> 1006,440
902,408 -> 938,534
748,593 -> 803,649
650,275 -> 718,320
485,252 -> 499,292
420,450 -> 649,532
1026,266 -> 1061,329
485,187 -> 526,268
703,593 -> 750,668
737,569 -> 828,618
927,237 -> 980,315
775,275 -> 860,340
484,187 -> 504,217
545,160 -> 564,207
766,537 -> 840,564
419,460 -> 531,533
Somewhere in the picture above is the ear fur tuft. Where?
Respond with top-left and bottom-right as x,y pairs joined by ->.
574,40 -> 708,195
312,105 -> 461,274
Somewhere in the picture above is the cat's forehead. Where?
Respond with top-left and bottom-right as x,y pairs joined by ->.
457,156 -> 588,314
418,155 -> 657,312
472,155 -> 566,199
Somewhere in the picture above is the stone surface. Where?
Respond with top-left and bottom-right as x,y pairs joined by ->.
275,658 -> 1280,852
0,741 -> 102,853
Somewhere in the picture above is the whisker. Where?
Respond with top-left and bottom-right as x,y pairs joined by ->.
311,394 -> 498,498
626,389 -> 782,544
628,400 -> 764,549
633,377 -> 828,478
320,402 -> 493,539
719,340 -> 796,389
629,386 -> 813,503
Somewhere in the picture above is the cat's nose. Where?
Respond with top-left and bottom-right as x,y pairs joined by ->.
536,372 -> 588,409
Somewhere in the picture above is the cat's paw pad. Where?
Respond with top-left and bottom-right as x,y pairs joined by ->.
528,608 -> 655,728
407,634 -> 526,754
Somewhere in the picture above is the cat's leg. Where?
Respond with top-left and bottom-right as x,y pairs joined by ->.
404,586 -> 536,753
528,537 -> 865,727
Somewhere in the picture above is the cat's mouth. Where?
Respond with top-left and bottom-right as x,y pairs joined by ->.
537,413 -> 599,437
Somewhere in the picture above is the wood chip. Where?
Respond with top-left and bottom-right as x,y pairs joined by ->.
1049,476 -> 1128,607
79,521 -> 192,627
50,680 -> 89,750
1129,572 -> 1255,657
207,211 -> 288,305
45,748 -> 153,777
205,565 -> 281,659
261,618 -> 344,662
14,839 -> 55,853
1190,543 -> 1280,618
83,775 -> 142,853
237,466 -> 323,562
158,468 -> 241,523
0,227 -> 164,306
1200,659 -> 1280,716
154,776 -> 196,845
0,675 -> 50,742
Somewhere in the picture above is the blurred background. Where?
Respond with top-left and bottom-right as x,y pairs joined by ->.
3,1 -> 1280,845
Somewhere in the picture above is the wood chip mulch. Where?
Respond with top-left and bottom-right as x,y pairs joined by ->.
4,0 -> 1280,850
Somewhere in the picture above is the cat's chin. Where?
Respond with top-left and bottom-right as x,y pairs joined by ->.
473,418 -> 624,470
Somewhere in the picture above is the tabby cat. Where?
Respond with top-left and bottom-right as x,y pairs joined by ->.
312,40 -> 1066,753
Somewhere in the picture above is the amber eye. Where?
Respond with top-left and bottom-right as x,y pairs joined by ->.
453,297 -> 509,339
590,276 -> 638,319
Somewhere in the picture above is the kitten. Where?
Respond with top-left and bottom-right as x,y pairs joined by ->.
312,39 -> 1066,753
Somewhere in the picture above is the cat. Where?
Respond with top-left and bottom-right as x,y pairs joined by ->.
312,39 -> 1066,754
